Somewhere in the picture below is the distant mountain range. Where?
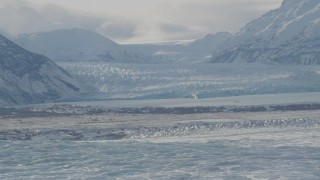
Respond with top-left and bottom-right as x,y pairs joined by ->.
211,0 -> 320,65
13,29 -> 231,63
0,34 -> 83,106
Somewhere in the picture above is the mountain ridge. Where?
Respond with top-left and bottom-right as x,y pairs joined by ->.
211,0 -> 320,65
0,33 -> 84,106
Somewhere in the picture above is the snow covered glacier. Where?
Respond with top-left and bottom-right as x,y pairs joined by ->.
60,62 -> 320,100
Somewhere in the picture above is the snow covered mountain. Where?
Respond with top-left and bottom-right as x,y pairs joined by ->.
211,0 -> 320,65
12,29 -> 142,63
0,34 -> 83,106
13,29 -> 231,63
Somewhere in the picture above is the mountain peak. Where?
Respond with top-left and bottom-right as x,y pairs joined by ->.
12,29 -> 143,63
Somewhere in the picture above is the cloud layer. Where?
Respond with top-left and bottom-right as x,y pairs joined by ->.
0,0 -> 282,43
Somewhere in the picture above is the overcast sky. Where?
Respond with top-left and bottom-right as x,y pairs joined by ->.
1,0 -> 282,43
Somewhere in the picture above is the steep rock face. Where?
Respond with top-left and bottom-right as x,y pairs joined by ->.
12,29 -> 141,63
0,34 -> 82,106
211,0 -> 320,64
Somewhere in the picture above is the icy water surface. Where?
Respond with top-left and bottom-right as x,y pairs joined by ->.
1,126 -> 320,179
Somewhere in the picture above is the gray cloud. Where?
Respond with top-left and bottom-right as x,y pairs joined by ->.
159,23 -> 191,34
0,0 -> 32,8
39,3 -> 104,31
0,5 -> 53,35
0,0 -> 283,43
97,21 -> 136,40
